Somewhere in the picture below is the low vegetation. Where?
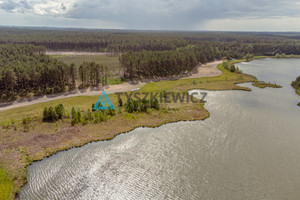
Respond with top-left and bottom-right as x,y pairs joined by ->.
43,104 -> 67,122
0,61 -> 259,199
291,75 -> 300,106
124,98 -> 160,113
0,168 -> 11,200
275,53 -> 300,58
252,81 -> 282,88
222,61 -> 243,73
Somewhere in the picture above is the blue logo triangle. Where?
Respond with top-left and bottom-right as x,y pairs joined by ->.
93,90 -> 115,110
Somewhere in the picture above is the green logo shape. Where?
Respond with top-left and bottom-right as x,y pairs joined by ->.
93,90 -> 115,110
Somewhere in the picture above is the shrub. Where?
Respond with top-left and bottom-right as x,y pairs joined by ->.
125,98 -> 159,113
1,119 -> 17,130
292,76 -> 300,88
229,64 -> 236,72
71,107 -> 81,126
22,117 -> 32,132
93,110 -> 107,123
151,99 -> 160,110
54,104 -> 65,119
86,109 -> 93,121
43,106 -> 58,122
105,108 -> 116,116
118,98 -> 123,107
223,61 -> 229,70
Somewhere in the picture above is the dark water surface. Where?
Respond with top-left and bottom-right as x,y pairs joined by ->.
19,58 -> 300,200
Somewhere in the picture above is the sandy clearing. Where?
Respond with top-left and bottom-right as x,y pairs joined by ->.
46,51 -> 110,56
0,61 -> 222,111
183,61 -> 223,79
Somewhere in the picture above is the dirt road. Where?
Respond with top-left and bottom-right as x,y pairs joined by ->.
0,61 -> 222,111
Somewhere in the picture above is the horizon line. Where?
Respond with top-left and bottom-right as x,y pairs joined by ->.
1,25 -> 300,33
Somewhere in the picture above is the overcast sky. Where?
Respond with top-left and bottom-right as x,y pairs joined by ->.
1,0 -> 300,31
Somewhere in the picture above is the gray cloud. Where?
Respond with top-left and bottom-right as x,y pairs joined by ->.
65,0 -> 300,29
0,0 -> 300,30
0,0 -> 32,13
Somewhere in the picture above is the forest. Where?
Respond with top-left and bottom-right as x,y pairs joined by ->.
1,28 -> 300,55
2,28 -> 300,99
0,44 -> 108,101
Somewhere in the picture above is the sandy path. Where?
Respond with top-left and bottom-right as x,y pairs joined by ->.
0,61 -> 222,111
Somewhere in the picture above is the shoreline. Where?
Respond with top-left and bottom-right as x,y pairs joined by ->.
0,61 -> 222,112
1,60 -> 257,199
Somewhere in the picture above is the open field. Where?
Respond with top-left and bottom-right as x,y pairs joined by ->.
52,54 -> 119,69
46,51 -> 109,56
51,54 -> 121,76
0,62 -> 257,199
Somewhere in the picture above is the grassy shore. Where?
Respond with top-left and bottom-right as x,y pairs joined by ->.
294,89 -> 300,106
252,81 -> 282,89
0,62 -> 256,199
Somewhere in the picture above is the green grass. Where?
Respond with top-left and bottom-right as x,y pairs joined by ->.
107,77 -> 124,85
0,63 -> 255,123
140,63 -> 255,93
52,54 -> 121,78
0,96 -> 100,122
0,168 -> 11,200
252,81 -> 282,88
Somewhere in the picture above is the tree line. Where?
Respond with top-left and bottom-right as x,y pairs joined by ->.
0,44 -> 109,101
119,43 -> 249,79
2,28 -> 300,55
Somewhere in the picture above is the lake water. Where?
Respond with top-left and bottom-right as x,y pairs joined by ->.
19,58 -> 300,200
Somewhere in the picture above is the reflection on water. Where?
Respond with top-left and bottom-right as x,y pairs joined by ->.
19,58 -> 300,200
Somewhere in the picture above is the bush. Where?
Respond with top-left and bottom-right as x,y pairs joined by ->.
71,107 -> 81,126
43,104 -> 67,122
54,104 -> 65,119
292,76 -> 300,88
229,64 -> 236,72
43,106 -> 58,122
125,98 -> 159,113
151,99 -> 160,110
22,117 -> 32,132
93,110 -> 107,123
1,119 -> 17,130
223,61 -> 229,70
105,108 -> 116,116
